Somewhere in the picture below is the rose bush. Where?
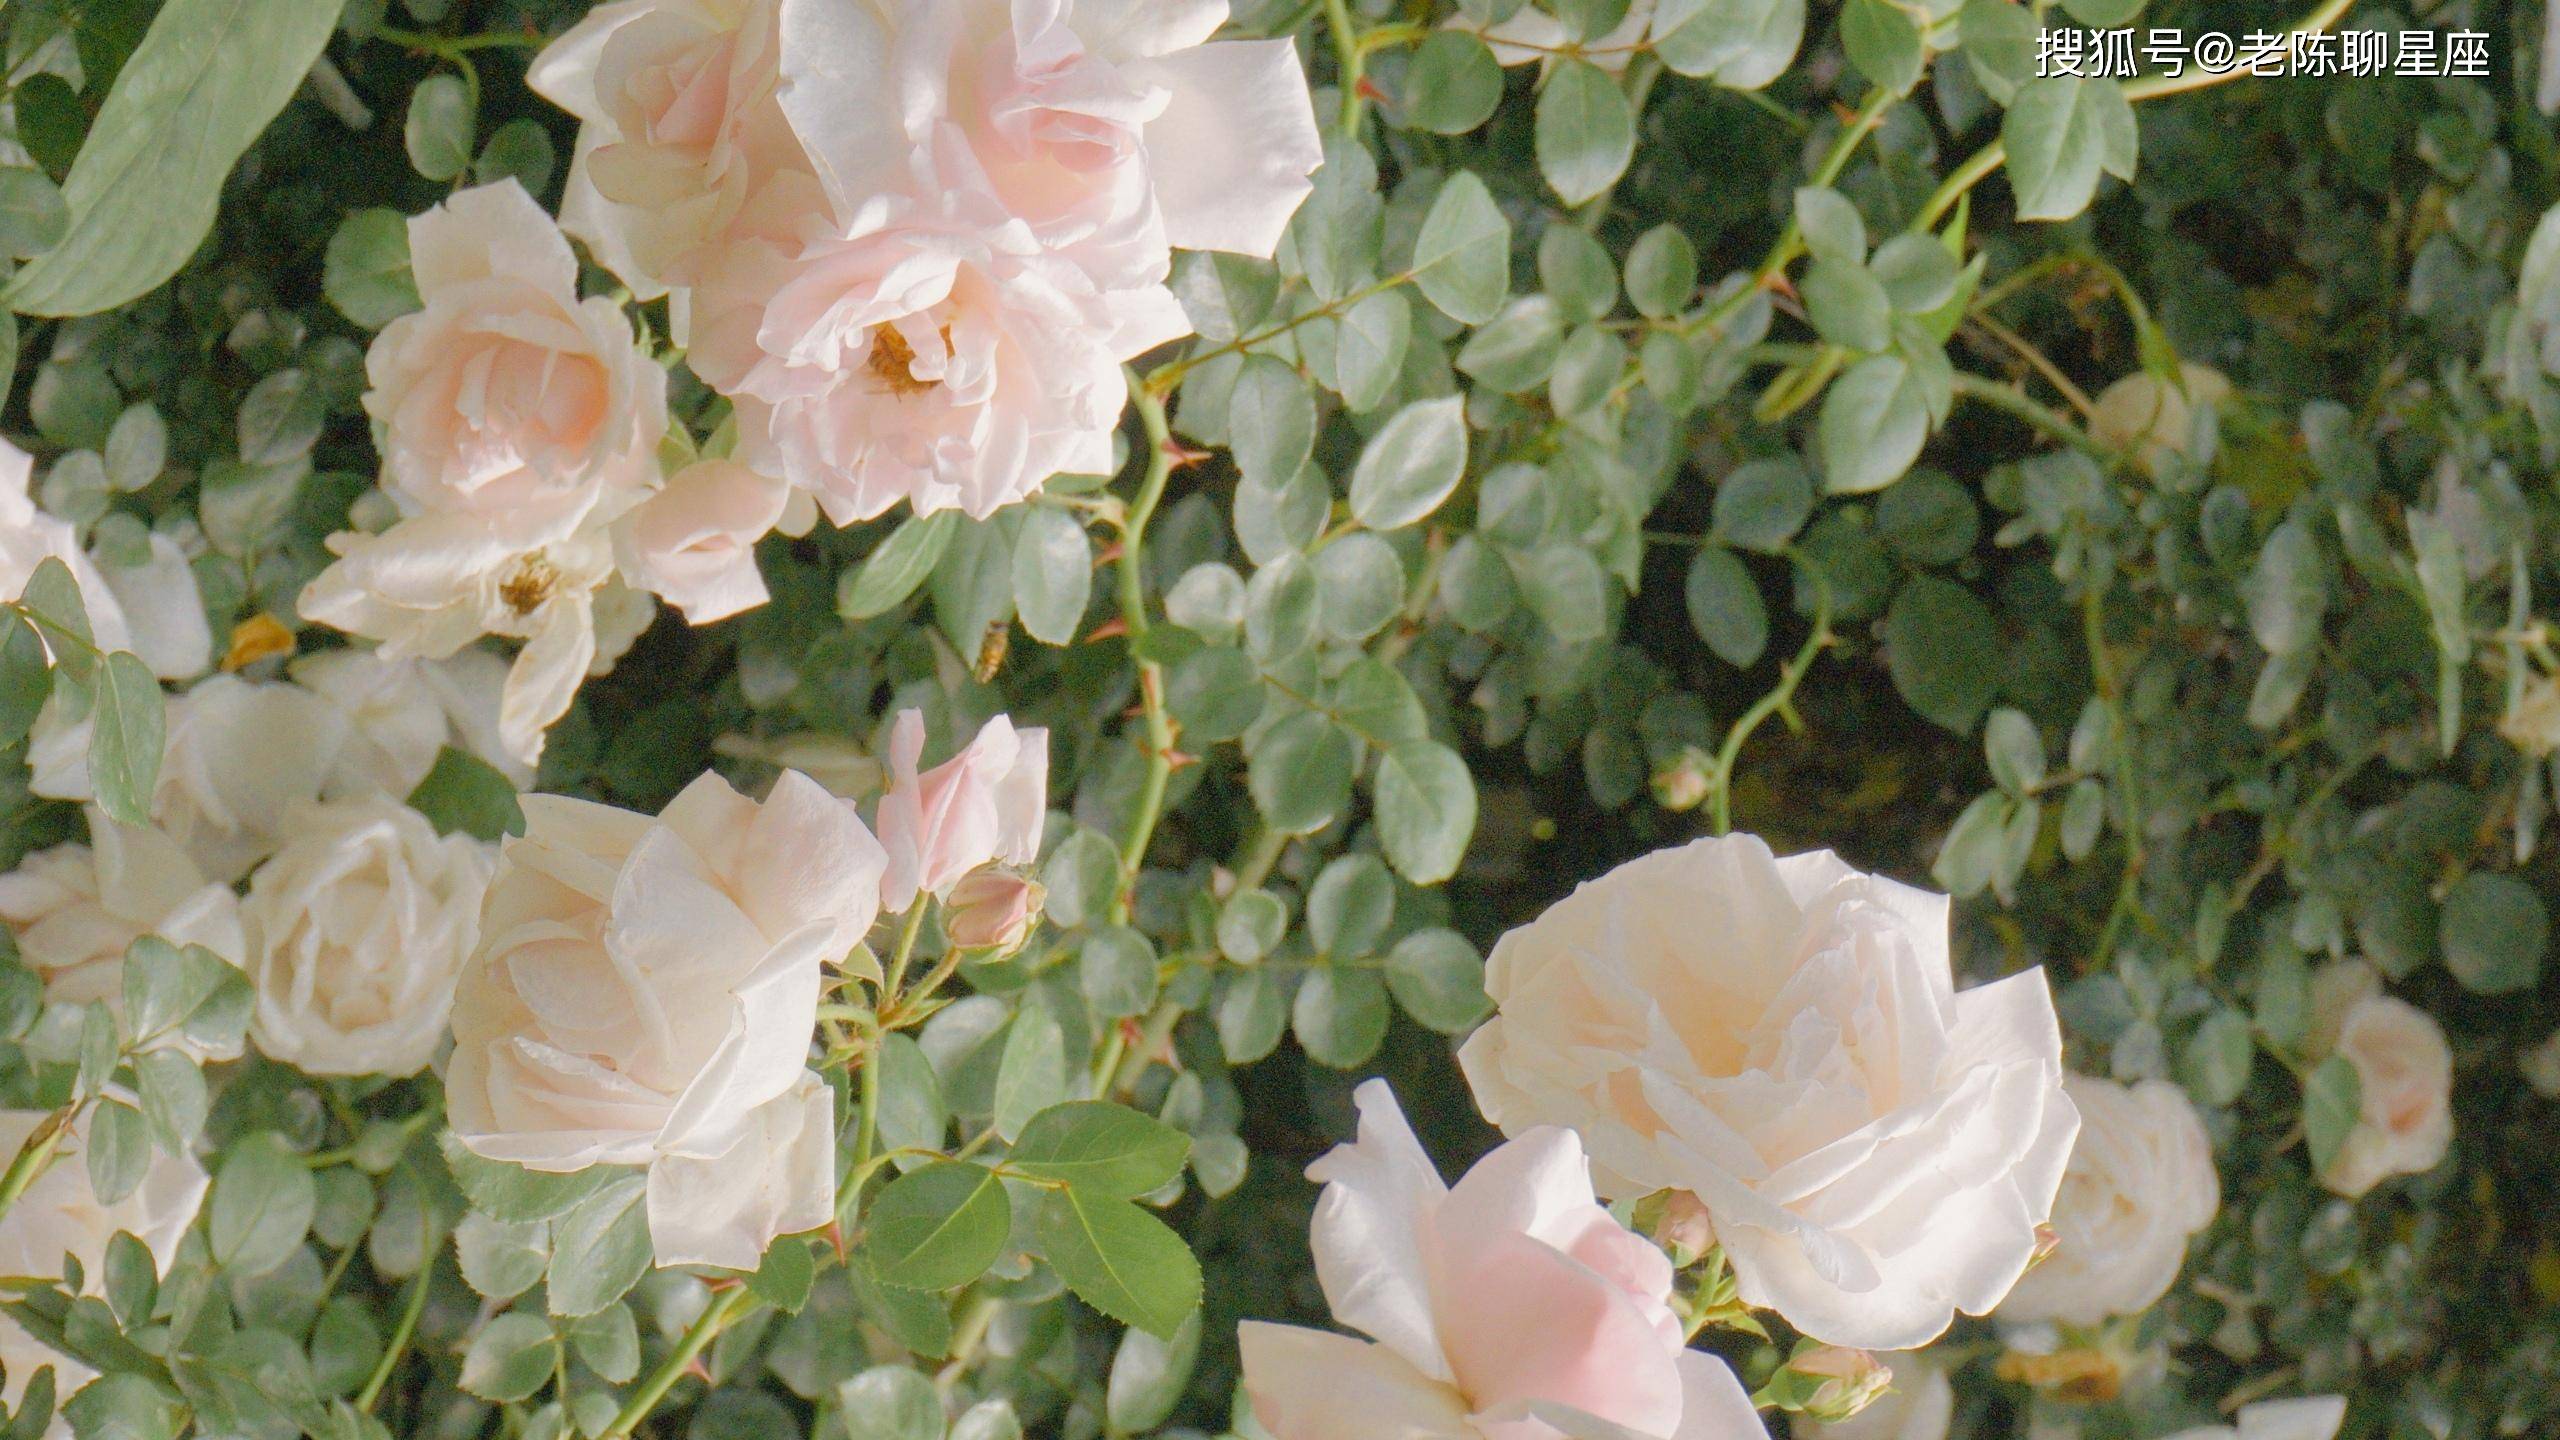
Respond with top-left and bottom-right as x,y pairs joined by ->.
2,0 -> 2556,1436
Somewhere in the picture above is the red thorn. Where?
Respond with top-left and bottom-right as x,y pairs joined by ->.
1762,270 -> 1799,303
1357,76 -> 1390,104
1166,750 -> 1199,772
1160,439 -> 1215,469
1085,615 -> 1130,643
1094,540 -> 1126,567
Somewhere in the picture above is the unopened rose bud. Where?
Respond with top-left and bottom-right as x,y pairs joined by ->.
1787,1346 -> 1892,1424
1651,747 -> 1714,812
1656,1190 -> 1715,1264
946,871 -> 1044,954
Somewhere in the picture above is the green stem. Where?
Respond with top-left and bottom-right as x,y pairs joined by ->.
357,1238 -> 436,1414
1679,87 -> 1896,342
1111,373 -> 1182,926
1232,825 -> 1288,892
1709,561 -> 1833,836
603,1285 -> 754,1440
1323,0 -> 1366,134
878,904 -> 930,1010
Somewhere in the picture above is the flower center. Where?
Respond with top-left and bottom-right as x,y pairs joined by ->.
501,554 -> 558,616
866,327 -> 939,398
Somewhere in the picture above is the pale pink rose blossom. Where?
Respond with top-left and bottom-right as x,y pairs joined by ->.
688,178 -> 1188,523
613,458 -> 791,622
1237,1080 -> 1766,1440
776,0 -> 1322,288
2303,965 -> 2452,1198
875,709 -> 1049,913
364,181 -> 668,539
529,0 -> 807,297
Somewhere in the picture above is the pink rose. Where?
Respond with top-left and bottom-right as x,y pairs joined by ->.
688,180 -> 1187,522
875,709 -> 1048,913
1238,1081 -> 1767,1440
777,0 -> 1322,288
530,0 -> 806,297
363,181 -> 667,541
614,458 -> 791,622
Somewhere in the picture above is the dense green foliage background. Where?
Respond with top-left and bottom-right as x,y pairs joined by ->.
7,0 -> 2560,1436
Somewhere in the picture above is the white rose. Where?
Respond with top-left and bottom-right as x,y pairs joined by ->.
778,0 -> 1321,288
447,768 -> 886,1268
530,0 -> 802,299
613,458 -> 790,623
2,440 -> 209,682
299,511 -> 633,769
1998,1075 -> 2219,1327
1791,1356 -> 1951,1440
2163,1395 -> 2348,1440
2304,966 -> 2452,1198
687,178 -> 1190,524
0,810 -> 246,1058
364,181 -> 667,539
0,1108 -> 208,1431
291,645 -> 536,795
1459,834 -> 2080,1350
243,797 -> 497,1077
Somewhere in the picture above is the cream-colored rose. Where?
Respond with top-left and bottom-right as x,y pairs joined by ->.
1998,1074 -> 2218,1327
2,440 -> 209,682
291,645 -> 536,794
1460,834 -> 2079,1350
2163,1395 -> 2348,1440
613,458 -> 790,623
687,178 -> 1190,524
0,810 -> 246,1058
365,181 -> 667,539
447,769 -> 886,1268
243,797 -> 496,1077
2089,364 -> 2231,477
0,1107 -> 208,1431
2304,964 -> 2452,1198
530,0 -> 803,298
1792,1355 -> 1951,1440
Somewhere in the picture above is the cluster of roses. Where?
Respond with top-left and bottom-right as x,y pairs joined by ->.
1233,835 -> 2410,1440
300,0 -> 1324,772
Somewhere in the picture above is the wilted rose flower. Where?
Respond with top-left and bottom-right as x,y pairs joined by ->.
447,769 -> 885,1268
2,440 -> 210,682
243,796 -> 497,1077
2162,1396 -> 2348,1440
0,1107 -> 208,1430
777,0 -> 1321,288
613,458 -> 790,623
1998,1075 -> 2219,1327
530,0 -> 802,297
0,809 -> 246,1058
875,709 -> 1048,913
364,181 -> 667,539
687,178 -> 1189,524
2305,963 -> 2452,1198
1237,1080 -> 1766,1440
299,512 -> 651,769
1791,1355 -> 1951,1440
291,645 -> 534,794
1461,834 -> 2079,1350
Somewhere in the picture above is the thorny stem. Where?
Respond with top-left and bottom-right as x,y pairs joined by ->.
1323,0 -> 1367,134
1709,561 -> 1833,836
603,1285 -> 753,1440
1111,372 -> 1182,926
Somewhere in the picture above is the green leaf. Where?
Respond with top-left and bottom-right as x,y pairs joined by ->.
473,118 -> 558,193
404,73 -> 477,182
236,369 -> 324,466
1534,60 -> 1636,205
1228,355 -> 1316,486
2303,1054 -> 2363,1179
1712,457 -> 1815,553
1409,172 -> 1511,325
841,511 -> 960,619
1333,289 -> 1412,412
1306,854 -> 1395,957
323,209 -> 421,329
1801,260 -> 1892,353
546,1174 -> 653,1317
1010,1103 -> 1192,1198
992,1006 -> 1067,1143
459,1313 -> 557,1404
3,0 -> 349,316
1292,966 -> 1391,1068
1818,354 -> 1931,494
1384,929 -> 1492,1034
1403,31 -> 1504,133
1840,0 -> 1925,94
1375,740 -> 1478,884
1010,506 -> 1093,647
1885,576 -> 2001,734
1653,0 -> 1805,87
61,1374 -> 186,1440
87,651 -> 164,830
2180,1008 -> 2254,1107
83,1100 -> 151,1207
1684,546 -> 1767,667
1247,711 -> 1356,835
865,1161 -> 1013,1291
19,556 -> 96,681
1349,397 -> 1470,531
454,1212 -> 551,1303
1033,1188 -> 1202,1340
1984,708 -> 2045,794
839,1366 -> 944,1440
407,745 -> 525,841
1107,1312 -> 1201,1435
1625,225 -> 1699,319
2002,75 -> 2139,223
2440,872 -> 2548,995
0,167 -> 71,259
1793,187 -> 1867,268
441,1132 -> 629,1223
1078,926 -> 1160,1021
1515,545 -> 1610,642
210,1132 -> 317,1278
0,613 -> 49,749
